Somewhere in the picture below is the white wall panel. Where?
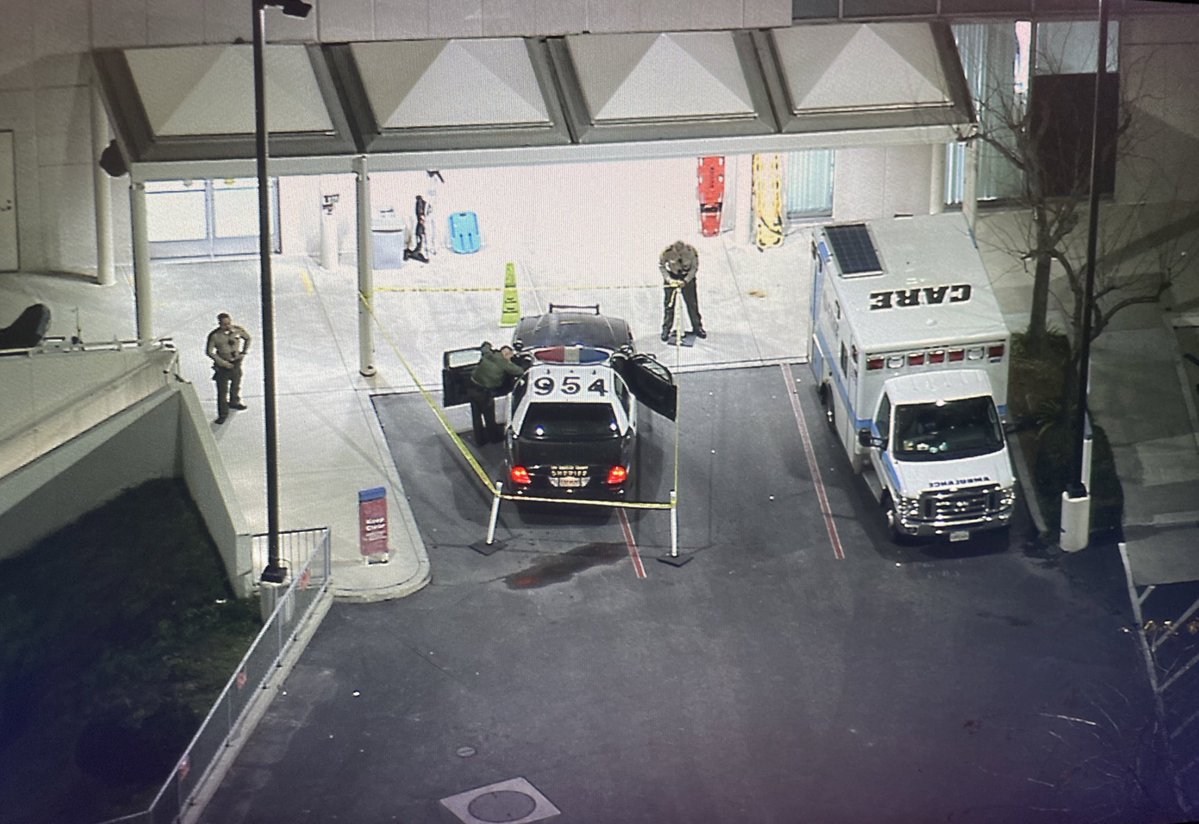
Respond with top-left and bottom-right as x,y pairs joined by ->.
587,0 -> 647,33
832,147 -> 887,221
375,0 -> 428,41
204,0 -> 248,44
881,144 -> 933,218
524,0 -> 588,36
36,0 -> 91,57
38,163 -> 95,272
318,0 -> 375,43
482,0 -> 540,38
745,0 -> 792,29
429,0 -> 483,38
0,8 -> 35,91
642,0 -> 743,32
148,0 -> 207,46
34,86 -> 93,167
91,0 -> 149,48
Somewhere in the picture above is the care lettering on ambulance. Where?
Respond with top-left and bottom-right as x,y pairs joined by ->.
529,368 -> 609,402
927,475 -> 991,488
868,284 -> 972,310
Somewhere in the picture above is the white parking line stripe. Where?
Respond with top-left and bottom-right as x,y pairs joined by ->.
618,508 -> 647,579
782,363 -> 846,560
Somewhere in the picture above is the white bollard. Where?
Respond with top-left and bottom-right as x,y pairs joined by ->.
1060,488 -> 1091,552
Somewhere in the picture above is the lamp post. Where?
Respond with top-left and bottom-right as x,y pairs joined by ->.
1061,0 -> 1108,552
253,0 -> 311,584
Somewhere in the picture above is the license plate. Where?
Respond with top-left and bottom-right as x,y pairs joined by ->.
550,476 -> 586,488
949,530 -> 970,542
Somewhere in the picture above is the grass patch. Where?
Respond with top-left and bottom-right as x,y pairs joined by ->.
1008,332 -> 1124,539
0,478 -> 261,824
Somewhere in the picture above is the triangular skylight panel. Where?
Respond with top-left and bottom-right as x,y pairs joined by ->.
571,32 -> 754,123
776,24 -> 950,115
127,45 -> 331,136
356,39 -> 549,129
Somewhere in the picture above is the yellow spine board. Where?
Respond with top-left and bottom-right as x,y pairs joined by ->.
500,261 -> 520,327
752,154 -> 785,250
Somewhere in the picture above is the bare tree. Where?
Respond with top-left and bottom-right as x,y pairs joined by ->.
958,31 -> 1196,403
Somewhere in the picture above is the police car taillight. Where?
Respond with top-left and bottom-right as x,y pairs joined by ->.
510,466 -> 531,486
606,466 -> 628,485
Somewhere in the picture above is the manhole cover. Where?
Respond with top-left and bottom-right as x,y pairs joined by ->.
467,789 -> 537,822
440,776 -> 560,824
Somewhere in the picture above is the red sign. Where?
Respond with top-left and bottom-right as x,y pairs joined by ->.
358,487 -> 389,556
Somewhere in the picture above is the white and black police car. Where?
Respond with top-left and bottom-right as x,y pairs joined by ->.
442,305 -> 676,499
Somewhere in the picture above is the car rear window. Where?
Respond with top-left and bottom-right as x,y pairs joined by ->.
519,402 -> 619,440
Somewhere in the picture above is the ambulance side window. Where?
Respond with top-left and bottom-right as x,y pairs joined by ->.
876,393 -> 891,439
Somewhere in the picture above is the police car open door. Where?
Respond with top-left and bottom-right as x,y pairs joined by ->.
612,353 -> 677,421
441,346 -> 484,408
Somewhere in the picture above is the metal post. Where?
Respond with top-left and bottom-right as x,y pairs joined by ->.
129,181 -> 152,340
1063,0 -> 1108,550
669,488 -> 678,557
254,1 -> 286,584
355,154 -> 376,376
91,83 -> 115,287
486,481 -> 503,545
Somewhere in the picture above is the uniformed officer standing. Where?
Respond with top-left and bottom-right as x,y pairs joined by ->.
205,312 -> 251,424
468,342 -> 526,444
659,239 -> 706,342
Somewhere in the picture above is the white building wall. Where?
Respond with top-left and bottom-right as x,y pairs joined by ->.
1119,14 -> 1199,205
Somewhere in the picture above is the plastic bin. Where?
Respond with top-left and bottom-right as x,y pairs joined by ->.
372,209 -> 407,269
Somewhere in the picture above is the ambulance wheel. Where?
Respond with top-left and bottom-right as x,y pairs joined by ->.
818,382 -> 835,429
882,493 -> 906,544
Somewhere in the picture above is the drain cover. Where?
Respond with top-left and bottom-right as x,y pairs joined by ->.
440,777 -> 560,824
468,789 -> 537,822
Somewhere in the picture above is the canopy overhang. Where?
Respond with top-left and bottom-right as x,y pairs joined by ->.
93,23 -> 975,182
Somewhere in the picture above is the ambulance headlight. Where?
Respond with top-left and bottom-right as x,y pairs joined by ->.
896,495 -> 921,518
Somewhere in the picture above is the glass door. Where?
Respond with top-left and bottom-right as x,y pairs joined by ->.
147,178 -> 279,259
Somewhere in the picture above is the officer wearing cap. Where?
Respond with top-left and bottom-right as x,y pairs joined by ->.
659,240 -> 706,342
467,341 -> 526,444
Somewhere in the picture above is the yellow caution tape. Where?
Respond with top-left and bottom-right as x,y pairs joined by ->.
359,287 -> 680,514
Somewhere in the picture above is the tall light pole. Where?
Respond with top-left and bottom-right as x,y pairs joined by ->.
253,0 -> 312,584
1061,0 -> 1108,552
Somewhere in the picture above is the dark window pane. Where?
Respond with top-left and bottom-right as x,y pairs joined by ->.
1028,72 -> 1119,198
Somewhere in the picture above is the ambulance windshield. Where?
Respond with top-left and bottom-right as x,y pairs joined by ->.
893,397 -> 1004,461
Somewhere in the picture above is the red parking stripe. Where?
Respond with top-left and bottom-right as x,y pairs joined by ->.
782,363 -> 846,560
618,508 -> 647,578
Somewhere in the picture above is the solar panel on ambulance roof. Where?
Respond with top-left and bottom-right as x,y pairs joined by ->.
825,223 -> 882,276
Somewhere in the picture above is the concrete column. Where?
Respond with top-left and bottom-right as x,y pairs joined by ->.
929,143 -> 946,215
91,85 -> 115,287
355,155 -> 376,377
130,181 -> 152,340
732,154 -> 754,247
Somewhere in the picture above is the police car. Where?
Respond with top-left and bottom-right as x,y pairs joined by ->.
442,305 -> 677,499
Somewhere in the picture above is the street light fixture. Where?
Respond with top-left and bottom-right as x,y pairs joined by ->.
253,0 -> 311,584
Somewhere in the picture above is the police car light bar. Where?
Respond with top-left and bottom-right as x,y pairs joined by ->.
535,345 -> 609,364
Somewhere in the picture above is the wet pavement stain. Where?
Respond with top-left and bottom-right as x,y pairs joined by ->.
505,542 -> 625,589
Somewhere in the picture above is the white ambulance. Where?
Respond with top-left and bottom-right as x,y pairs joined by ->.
808,214 -> 1017,542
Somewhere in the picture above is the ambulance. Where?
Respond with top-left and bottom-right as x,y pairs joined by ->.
808,214 -> 1017,542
